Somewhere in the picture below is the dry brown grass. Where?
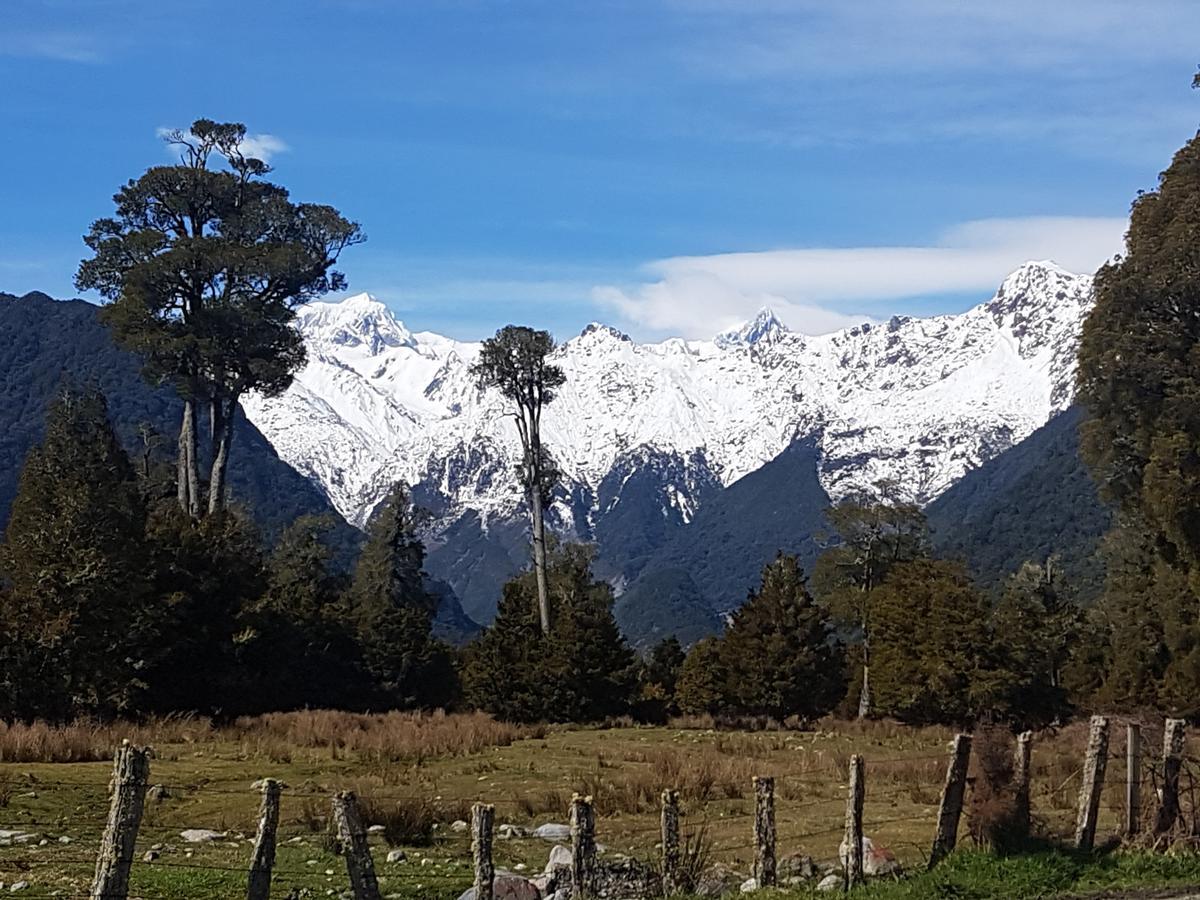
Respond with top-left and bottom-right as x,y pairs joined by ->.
0,710 -> 541,764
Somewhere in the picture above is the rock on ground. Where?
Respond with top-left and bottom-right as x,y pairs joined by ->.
533,823 -> 572,842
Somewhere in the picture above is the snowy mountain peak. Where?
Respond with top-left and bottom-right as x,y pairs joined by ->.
578,322 -> 633,343
244,262 -> 1095,538
298,293 -> 416,355
714,307 -> 789,348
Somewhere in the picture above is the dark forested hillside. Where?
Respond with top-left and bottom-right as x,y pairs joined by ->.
926,406 -> 1110,601
613,438 -> 831,646
0,292 -> 354,544
0,291 -> 481,640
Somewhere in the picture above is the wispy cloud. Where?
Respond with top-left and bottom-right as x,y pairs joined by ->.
595,216 -> 1126,339
0,31 -> 104,63
155,127 -> 289,163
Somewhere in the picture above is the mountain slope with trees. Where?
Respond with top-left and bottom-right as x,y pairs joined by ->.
926,405 -> 1111,601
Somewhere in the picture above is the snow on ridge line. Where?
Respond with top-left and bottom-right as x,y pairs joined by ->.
242,261 -> 1094,529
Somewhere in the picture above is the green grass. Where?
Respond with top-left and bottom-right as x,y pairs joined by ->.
777,847 -> 1200,900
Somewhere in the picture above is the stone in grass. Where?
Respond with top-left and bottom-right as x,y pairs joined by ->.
739,877 -> 757,892
367,824 -> 386,834
386,849 -> 406,863
545,844 -> 572,873
179,829 -> 226,843
838,836 -> 901,878
0,832 -> 36,847
9,883 -> 29,893
779,852 -> 817,881
143,850 -> 160,862
694,864 -> 744,897
450,820 -> 469,833
456,873 -> 540,900
497,824 -> 527,840
817,873 -> 842,891
532,823 -> 571,842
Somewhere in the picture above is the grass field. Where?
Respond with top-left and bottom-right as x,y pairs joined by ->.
0,712 -> 1191,898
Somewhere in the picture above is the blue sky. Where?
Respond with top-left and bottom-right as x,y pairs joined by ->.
1,1 -> 1198,340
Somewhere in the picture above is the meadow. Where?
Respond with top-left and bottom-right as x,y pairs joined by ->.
0,712 -> 1194,899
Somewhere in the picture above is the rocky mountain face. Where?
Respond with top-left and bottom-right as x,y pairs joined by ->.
242,261 -> 1094,630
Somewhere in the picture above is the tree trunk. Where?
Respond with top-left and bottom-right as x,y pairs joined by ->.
857,640 -> 871,719
178,399 -> 201,518
529,469 -> 551,636
207,397 -> 237,516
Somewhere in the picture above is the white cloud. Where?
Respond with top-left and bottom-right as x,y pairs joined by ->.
0,32 -> 104,63
594,215 -> 1125,338
155,127 -> 289,163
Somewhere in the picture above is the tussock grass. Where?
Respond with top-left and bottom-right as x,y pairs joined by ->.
0,710 -> 540,764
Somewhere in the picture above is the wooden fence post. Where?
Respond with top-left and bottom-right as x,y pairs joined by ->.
1154,718 -> 1187,835
1126,723 -> 1141,837
570,793 -> 597,899
1074,715 -> 1110,850
752,776 -> 776,888
91,741 -> 151,900
1014,731 -> 1033,835
332,791 -> 382,900
842,755 -> 865,890
246,779 -> 282,900
661,789 -> 680,895
929,733 -> 971,869
471,802 -> 495,900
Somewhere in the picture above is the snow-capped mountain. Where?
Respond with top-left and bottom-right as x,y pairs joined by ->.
242,260 -> 1092,537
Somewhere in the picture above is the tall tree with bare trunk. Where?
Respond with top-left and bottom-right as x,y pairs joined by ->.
470,326 -> 565,635
76,118 -> 363,517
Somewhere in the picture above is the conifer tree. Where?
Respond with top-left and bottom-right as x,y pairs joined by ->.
719,554 -> 845,720
675,637 -> 726,717
462,543 -> 635,722
346,483 -> 454,709
238,515 -> 360,710
871,558 -> 990,725
76,119 -> 363,517
635,636 -> 686,722
0,387 -> 155,719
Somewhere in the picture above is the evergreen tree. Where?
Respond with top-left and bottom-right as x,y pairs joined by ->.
635,636 -> 686,722
470,326 -> 565,635
346,484 -> 455,710
675,637 -> 726,717
237,515 -> 361,710
981,558 -> 1085,729
812,489 -> 929,717
0,387 -> 156,719
462,543 -> 635,722
76,119 -> 363,517
871,559 -> 990,725
142,506 -> 268,714
719,554 -> 845,720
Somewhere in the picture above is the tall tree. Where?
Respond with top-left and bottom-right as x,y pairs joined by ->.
470,326 -> 565,634
719,554 -> 845,721
811,487 -> 929,718
76,118 -> 363,517
0,387 -> 156,719
1076,128 -> 1200,589
345,483 -> 454,709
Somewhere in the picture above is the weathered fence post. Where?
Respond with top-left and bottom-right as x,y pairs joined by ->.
1014,731 -> 1033,834
332,791 -> 382,900
91,741 -> 151,900
472,802 -> 495,900
929,733 -> 971,869
1126,723 -> 1141,837
1154,718 -> 1187,835
1074,715 -> 1110,850
246,778 -> 282,900
842,755 -> 865,890
570,793 -> 597,899
661,789 -> 681,895
752,776 -> 776,888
